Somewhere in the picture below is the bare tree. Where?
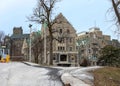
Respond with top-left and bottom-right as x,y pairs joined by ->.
28,0 -> 61,65
0,31 -> 5,43
111,0 -> 120,24
111,0 -> 120,36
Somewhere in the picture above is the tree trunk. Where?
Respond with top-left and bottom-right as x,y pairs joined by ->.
49,33 -> 53,65
112,0 -> 120,25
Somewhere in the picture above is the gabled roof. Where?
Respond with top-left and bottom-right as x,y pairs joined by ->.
54,13 -> 76,32
41,13 -> 77,34
54,13 -> 70,23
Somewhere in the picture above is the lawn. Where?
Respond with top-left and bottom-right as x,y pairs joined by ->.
93,67 -> 120,86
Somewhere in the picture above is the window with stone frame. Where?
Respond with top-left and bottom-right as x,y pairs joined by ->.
69,37 -> 72,43
67,29 -> 70,34
58,46 -> 65,51
69,47 -> 72,51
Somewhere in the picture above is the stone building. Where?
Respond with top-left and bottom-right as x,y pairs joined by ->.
111,39 -> 120,48
76,27 -> 111,65
41,13 -> 78,66
10,27 -> 29,61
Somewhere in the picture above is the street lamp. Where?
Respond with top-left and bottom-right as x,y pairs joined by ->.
29,24 -> 32,62
76,42 -> 80,66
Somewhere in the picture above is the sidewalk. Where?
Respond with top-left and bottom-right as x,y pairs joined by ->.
61,73 -> 91,86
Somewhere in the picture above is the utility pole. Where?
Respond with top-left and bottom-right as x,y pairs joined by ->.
43,22 -> 47,64
29,24 -> 32,62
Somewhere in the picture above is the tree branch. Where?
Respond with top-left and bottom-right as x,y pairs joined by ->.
112,0 -> 120,25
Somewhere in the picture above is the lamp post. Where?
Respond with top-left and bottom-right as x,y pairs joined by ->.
29,24 -> 32,62
76,42 -> 80,67
43,21 -> 47,64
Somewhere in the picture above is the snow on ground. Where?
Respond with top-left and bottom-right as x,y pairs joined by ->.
0,62 -> 63,86
61,73 -> 90,86
58,66 -> 102,86
0,62 -> 102,86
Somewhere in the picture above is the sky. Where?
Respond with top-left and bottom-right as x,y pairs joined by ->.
0,0 -> 119,40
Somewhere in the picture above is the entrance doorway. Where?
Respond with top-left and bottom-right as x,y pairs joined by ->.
60,54 -> 67,61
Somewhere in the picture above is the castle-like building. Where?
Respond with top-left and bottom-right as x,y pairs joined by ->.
41,13 -> 78,66
10,27 -> 29,60
77,27 -> 120,66
77,27 -> 112,65
5,13 -> 120,66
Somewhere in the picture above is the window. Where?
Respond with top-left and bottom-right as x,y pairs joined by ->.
58,46 -> 65,51
81,50 -> 84,53
60,54 -> 67,61
88,49 -> 91,53
60,29 -> 62,34
69,47 -> 72,51
62,38 -> 65,43
58,47 -> 59,51
63,47 -> 65,51
71,57 -> 74,60
69,38 -> 72,43
58,37 -> 62,43
58,37 -> 65,43
67,29 -> 70,34
53,54 -> 56,60
60,47 -> 62,51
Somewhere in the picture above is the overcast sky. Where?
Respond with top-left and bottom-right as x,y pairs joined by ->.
0,0 -> 118,40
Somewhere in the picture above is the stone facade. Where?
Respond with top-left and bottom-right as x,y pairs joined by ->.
10,27 -> 29,61
7,14 -> 120,66
41,13 -> 78,66
40,14 -> 120,66
111,39 -> 120,48
76,27 -> 112,65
